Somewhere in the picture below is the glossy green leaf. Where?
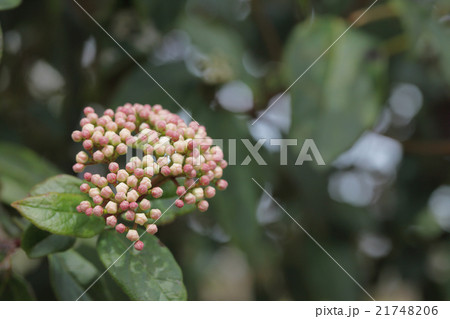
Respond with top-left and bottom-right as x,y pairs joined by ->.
0,272 -> 34,300
283,17 -> 386,163
0,0 -> 21,10
0,142 -> 60,204
12,193 -> 104,238
22,224 -> 75,258
49,250 -> 98,301
97,230 -> 187,300
179,16 -> 245,83
30,174 -> 83,196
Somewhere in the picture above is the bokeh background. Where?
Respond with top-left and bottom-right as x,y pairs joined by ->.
1,0 -> 450,300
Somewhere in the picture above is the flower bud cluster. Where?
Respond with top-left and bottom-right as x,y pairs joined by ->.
72,103 -> 228,250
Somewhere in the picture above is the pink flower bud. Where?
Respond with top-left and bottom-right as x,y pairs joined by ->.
105,201 -> 118,214
119,200 -> 129,211
126,229 -> 139,241
127,175 -> 138,188
184,178 -> 195,188
85,207 -> 93,216
80,183 -> 90,193
216,179 -> 228,191
106,215 -> 117,227
83,172 -> 92,182
98,136 -> 109,146
146,224 -> 158,235
82,139 -> 94,151
108,162 -> 119,173
171,151 -> 183,162
91,174 -> 101,186
155,144 -> 166,156
84,106 -> 95,115
73,163 -> 85,173
134,240 -> 144,251
207,161 -> 217,170
93,195 -> 103,205
117,170 -> 129,182
127,190 -> 139,202
197,200 -> 209,212
100,186 -> 113,199
174,140 -> 187,153
76,205 -> 82,213
71,130 -> 82,142
188,170 -> 197,178
104,109 -> 114,118
199,175 -> 210,186
79,201 -> 91,212
114,192 -> 125,203
116,143 -> 127,155
184,193 -> 196,205
138,184 -> 148,195
81,129 -> 91,139
124,122 -> 136,131
102,145 -> 114,158
105,121 -> 118,132
129,201 -> 139,211
183,164 -> 194,173
192,188 -> 204,200
119,128 -> 131,141
116,182 -> 129,194
175,199 -> 184,208
205,186 -> 216,198
135,213 -> 148,225
156,120 -> 166,131
91,131 -> 102,144
116,223 -> 126,233
214,167 -> 223,179
89,187 -> 100,198
98,177 -> 108,188
125,162 -> 135,174
125,210 -> 135,221
151,187 -> 163,198
220,160 -> 228,169
165,145 -> 175,156
150,209 -> 162,220
176,186 -> 186,196
144,166 -> 154,177
160,165 -> 171,176
139,199 -> 151,211
93,151 -> 104,163
107,173 -> 117,184
110,134 -> 121,146
134,168 -> 144,178
144,144 -> 154,155
93,205 -> 104,216
170,163 -> 183,176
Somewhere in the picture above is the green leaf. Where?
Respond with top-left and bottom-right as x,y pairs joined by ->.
12,193 -> 104,238
392,0 -> 450,85
179,16 -> 245,84
49,250 -> 98,301
22,224 -> 76,258
283,17 -> 386,163
30,174 -> 83,196
0,0 -> 21,11
97,230 -> 187,300
148,197 -> 196,225
0,142 -> 60,204
0,272 -> 34,300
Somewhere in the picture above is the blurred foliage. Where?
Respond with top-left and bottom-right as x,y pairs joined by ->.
0,0 -> 450,300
